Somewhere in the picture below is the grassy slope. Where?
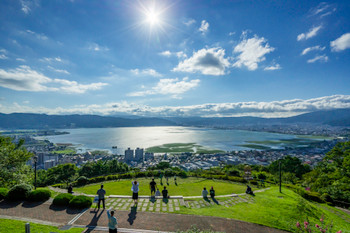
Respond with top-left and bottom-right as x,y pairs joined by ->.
75,177 -> 250,196
176,187 -> 350,232
0,219 -> 83,233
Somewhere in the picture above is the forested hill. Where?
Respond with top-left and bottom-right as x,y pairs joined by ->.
0,113 -> 177,129
1,108 -> 350,129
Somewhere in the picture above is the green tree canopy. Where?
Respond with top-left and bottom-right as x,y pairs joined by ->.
0,135 -> 33,188
268,155 -> 311,178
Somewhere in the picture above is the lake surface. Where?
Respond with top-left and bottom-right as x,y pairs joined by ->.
37,126 -> 302,153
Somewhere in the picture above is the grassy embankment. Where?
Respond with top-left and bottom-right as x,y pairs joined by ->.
75,177 -> 250,196
146,143 -> 225,154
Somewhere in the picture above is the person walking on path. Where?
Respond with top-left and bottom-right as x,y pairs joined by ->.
131,180 -> 139,206
97,184 -> 106,209
149,179 -> 157,196
210,186 -> 215,198
202,187 -> 208,198
107,208 -> 118,233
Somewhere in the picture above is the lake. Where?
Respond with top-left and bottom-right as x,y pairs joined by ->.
37,126 -> 308,154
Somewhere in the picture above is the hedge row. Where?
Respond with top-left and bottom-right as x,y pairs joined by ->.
53,193 -> 92,208
53,170 -> 188,188
0,184 -> 51,202
284,184 -> 329,204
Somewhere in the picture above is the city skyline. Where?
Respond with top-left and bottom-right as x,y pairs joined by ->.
1,0 -> 350,118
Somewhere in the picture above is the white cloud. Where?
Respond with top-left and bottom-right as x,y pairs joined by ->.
2,95 -> 350,118
87,43 -> 109,52
199,20 -> 209,34
0,65 -> 107,94
40,57 -> 63,63
48,66 -> 70,75
183,19 -> 196,26
307,55 -> 329,63
159,50 -> 187,59
128,77 -> 200,99
301,45 -> 325,55
173,47 -> 230,76
229,32 -> 235,36
20,0 -> 31,14
330,33 -> 350,52
297,25 -> 322,41
310,2 -> 336,18
16,58 -> 26,62
264,64 -> 281,71
0,54 -> 8,60
130,68 -> 162,77
159,51 -> 171,57
25,30 -> 48,40
233,35 -> 275,71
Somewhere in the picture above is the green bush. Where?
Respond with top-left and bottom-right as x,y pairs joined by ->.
6,184 -> 32,201
321,193 -> 334,205
304,191 -> 324,203
27,189 -> 51,202
0,188 -> 9,200
69,195 -> 92,209
77,176 -> 89,186
228,176 -> 247,183
89,176 -> 106,183
106,175 -> 119,181
52,193 -> 74,206
249,180 -> 258,185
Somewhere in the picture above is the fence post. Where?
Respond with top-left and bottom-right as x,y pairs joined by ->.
25,223 -> 30,233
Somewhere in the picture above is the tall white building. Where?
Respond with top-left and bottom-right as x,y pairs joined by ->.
125,148 -> 134,162
135,147 -> 144,162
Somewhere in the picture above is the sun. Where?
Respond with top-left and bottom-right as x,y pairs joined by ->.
145,9 -> 160,26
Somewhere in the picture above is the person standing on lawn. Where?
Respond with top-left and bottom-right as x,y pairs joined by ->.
150,178 -> 157,197
131,180 -> 139,206
97,184 -> 106,209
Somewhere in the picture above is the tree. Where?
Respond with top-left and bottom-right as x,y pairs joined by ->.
268,155 -> 311,178
0,135 -> 33,188
46,163 -> 78,185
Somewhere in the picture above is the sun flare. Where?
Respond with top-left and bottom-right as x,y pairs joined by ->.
145,9 -> 160,25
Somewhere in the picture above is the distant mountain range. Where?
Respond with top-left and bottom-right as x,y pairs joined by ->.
1,108 -> 350,129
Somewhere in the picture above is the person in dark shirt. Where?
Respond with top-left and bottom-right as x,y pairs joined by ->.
67,184 -> 73,194
162,186 -> 168,199
149,179 -> 157,196
210,186 -> 215,198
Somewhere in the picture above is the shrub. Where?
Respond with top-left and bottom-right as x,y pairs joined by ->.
53,193 -> 74,206
69,195 -> 92,209
0,188 -> 9,200
77,176 -> 89,186
6,184 -> 32,201
250,180 -> 258,185
106,175 -> 119,181
227,176 -> 247,183
89,176 -> 106,183
27,189 -> 51,202
321,193 -> 334,205
304,191 -> 324,203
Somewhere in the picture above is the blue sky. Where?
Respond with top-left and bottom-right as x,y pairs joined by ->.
0,0 -> 350,117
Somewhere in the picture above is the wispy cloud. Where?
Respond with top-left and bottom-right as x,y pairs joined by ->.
128,77 -> 200,99
309,2 -> 336,18
40,57 -> 63,63
330,33 -> 350,52
47,66 -> 70,75
2,95 -> 350,118
199,20 -> 209,34
0,66 -> 107,94
183,19 -> 196,26
0,49 -> 8,60
130,68 -> 162,77
20,0 -> 34,14
16,58 -> 26,62
233,34 -> 275,71
173,47 -> 230,76
159,50 -> 187,59
307,55 -> 329,63
297,25 -> 322,41
87,42 -> 109,52
264,64 -> 281,71
25,30 -> 48,40
301,45 -> 325,55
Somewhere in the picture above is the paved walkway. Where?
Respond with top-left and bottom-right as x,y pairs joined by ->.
0,198 -> 288,233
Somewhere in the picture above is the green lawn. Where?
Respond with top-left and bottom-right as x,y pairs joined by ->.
0,218 -> 83,233
75,177 -> 250,196
176,187 -> 350,232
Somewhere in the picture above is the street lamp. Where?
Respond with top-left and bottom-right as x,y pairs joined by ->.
279,160 -> 282,193
33,156 -> 38,190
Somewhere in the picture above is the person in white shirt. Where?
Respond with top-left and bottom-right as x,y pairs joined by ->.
131,180 -> 139,206
107,208 -> 117,233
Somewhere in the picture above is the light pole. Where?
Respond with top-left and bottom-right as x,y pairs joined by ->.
33,156 -> 38,190
279,159 -> 282,193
